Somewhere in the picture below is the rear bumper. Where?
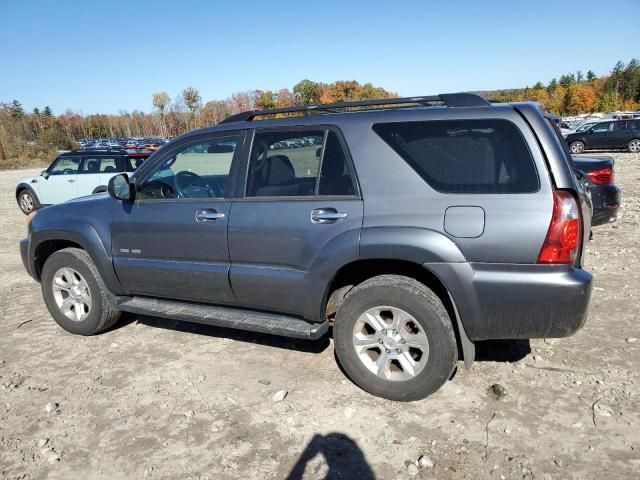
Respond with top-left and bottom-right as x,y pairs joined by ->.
425,262 -> 592,341
591,184 -> 620,226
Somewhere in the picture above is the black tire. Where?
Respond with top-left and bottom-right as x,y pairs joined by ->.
627,138 -> 640,153
333,275 -> 457,401
569,141 -> 585,154
41,248 -> 121,335
17,189 -> 39,215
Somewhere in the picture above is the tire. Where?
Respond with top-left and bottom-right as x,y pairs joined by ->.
333,275 -> 458,401
569,141 -> 585,154
628,138 -> 640,153
17,189 -> 39,215
41,248 -> 121,335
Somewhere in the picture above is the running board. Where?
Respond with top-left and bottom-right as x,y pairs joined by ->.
117,296 -> 328,340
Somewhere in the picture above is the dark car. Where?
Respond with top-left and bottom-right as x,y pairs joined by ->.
573,156 -> 620,226
565,119 -> 640,153
19,94 -> 593,401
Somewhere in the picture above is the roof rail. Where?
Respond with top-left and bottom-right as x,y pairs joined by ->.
218,92 -> 490,124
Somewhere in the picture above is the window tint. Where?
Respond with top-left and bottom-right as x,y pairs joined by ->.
592,122 -> 611,133
319,131 -> 355,196
373,119 -> 539,194
612,121 -> 628,131
81,157 -> 120,174
49,156 -> 80,175
127,156 -> 147,171
137,134 -> 240,200
247,130 -> 324,197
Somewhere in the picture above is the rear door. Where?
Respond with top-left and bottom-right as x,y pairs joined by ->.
607,121 -> 632,148
228,127 -> 363,319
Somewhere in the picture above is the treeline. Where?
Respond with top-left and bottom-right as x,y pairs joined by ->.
484,58 -> 640,116
2,59 -> 639,162
0,80 -> 396,160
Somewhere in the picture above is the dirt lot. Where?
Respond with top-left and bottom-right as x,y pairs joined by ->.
1,154 -> 639,480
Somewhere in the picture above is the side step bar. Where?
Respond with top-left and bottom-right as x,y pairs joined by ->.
117,296 -> 329,340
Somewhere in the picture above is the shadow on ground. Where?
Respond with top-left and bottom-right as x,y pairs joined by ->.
474,339 -> 531,362
285,433 -> 374,480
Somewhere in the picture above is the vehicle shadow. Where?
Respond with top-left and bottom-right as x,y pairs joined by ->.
116,312 -> 331,354
285,433 -> 375,480
474,339 -> 531,362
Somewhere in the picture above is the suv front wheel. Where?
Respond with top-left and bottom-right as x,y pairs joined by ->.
333,275 -> 458,401
41,248 -> 121,335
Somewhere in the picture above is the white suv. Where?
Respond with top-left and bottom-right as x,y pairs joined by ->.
16,149 -> 151,214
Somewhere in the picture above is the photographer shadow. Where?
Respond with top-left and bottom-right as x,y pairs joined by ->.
285,432 -> 374,480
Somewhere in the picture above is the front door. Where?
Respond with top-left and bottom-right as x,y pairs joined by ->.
228,128 -> 363,320
112,132 -> 245,304
586,121 -> 613,149
40,155 -> 80,204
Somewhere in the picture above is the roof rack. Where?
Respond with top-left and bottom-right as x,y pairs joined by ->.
219,92 -> 490,124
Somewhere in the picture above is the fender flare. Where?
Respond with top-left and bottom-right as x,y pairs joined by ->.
29,217 -> 125,295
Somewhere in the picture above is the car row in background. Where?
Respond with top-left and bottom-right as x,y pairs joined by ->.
565,119 -> 640,153
78,137 -> 171,151
16,148 -> 151,214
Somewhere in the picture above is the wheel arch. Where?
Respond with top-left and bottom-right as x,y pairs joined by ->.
323,258 -> 475,367
29,219 -> 124,296
16,183 -> 39,203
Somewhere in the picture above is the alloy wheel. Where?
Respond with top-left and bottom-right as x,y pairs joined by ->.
51,267 -> 92,322
352,306 -> 429,381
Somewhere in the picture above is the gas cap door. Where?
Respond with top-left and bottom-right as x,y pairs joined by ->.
444,206 -> 485,238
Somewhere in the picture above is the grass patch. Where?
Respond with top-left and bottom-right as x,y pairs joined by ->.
0,157 -> 51,171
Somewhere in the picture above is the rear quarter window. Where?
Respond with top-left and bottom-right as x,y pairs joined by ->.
373,119 -> 539,193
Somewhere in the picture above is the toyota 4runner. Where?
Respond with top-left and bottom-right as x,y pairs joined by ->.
20,93 -> 593,401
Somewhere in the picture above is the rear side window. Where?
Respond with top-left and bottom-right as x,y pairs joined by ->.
80,157 -> 120,174
612,121 -> 628,131
373,119 -> 539,193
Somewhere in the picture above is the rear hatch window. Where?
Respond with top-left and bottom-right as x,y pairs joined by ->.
373,119 -> 539,193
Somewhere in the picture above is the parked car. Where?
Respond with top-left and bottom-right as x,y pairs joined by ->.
19,93 -> 593,401
561,121 -> 599,138
15,149 -> 151,214
565,119 -> 640,153
573,156 -> 620,226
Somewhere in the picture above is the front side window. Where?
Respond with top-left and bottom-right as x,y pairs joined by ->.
373,119 -> 539,194
137,134 -> 240,200
246,130 -> 324,197
592,122 -> 612,133
49,156 -> 80,175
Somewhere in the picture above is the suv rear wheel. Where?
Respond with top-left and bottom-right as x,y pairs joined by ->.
333,275 -> 457,401
41,248 -> 121,335
628,138 -> 640,153
18,189 -> 39,215
569,141 -> 585,154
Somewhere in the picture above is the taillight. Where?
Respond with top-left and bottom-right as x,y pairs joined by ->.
586,167 -> 613,185
538,190 -> 582,264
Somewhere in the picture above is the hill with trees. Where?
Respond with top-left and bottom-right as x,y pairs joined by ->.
1,59 -> 639,164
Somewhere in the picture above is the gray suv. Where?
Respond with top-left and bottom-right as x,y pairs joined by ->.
20,93 -> 593,401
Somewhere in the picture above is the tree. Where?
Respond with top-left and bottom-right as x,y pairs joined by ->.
564,84 -> 597,115
43,106 -> 53,117
181,87 -> 202,130
559,73 -> 576,86
547,78 -> 558,93
586,70 -> 597,82
276,88 -> 294,107
293,79 -> 322,105
533,81 -> 544,90
152,91 -> 170,137
576,70 -> 584,83
255,90 -> 276,109
10,100 -> 24,118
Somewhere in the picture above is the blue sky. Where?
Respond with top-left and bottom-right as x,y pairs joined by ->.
1,0 -> 637,115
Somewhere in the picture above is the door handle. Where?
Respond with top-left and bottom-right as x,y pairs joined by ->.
311,208 -> 348,224
195,209 -> 225,222
67,179 -> 76,183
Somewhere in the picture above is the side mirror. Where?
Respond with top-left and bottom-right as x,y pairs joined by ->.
108,173 -> 133,201
41,170 -> 49,179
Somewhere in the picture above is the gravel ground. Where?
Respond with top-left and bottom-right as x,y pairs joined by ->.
1,154 -> 639,480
